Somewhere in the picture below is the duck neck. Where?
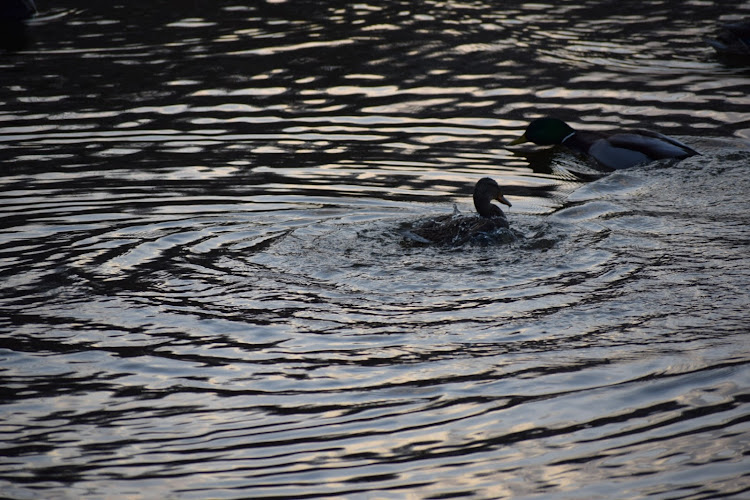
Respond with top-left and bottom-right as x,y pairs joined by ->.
560,131 -> 592,154
475,201 -> 504,218
561,131 -> 576,144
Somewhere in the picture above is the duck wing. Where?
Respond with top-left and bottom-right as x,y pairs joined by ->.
404,214 -> 457,244
405,214 -> 508,245
606,130 -> 699,159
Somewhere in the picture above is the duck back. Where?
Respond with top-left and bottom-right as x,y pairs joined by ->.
607,130 -> 699,159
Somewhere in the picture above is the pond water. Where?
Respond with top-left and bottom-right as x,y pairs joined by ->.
2,1 -> 750,498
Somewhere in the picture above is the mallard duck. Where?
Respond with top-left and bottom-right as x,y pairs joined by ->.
0,0 -> 36,21
404,177 -> 512,245
508,117 -> 699,170
706,19 -> 750,57
0,0 -> 36,52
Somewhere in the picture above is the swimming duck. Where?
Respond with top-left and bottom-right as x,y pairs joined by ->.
0,0 -> 36,51
706,19 -> 750,57
405,177 -> 512,245
508,117 -> 699,170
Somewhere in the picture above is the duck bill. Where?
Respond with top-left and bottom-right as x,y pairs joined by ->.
508,134 -> 528,146
496,194 -> 512,207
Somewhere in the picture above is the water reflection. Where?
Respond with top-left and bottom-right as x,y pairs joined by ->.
1,0 -> 750,498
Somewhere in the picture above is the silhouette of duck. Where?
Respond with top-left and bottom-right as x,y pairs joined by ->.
509,117 -> 699,170
404,178 -> 512,245
0,0 -> 36,51
706,19 -> 750,58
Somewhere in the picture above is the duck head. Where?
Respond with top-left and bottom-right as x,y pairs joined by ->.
509,117 -> 576,146
473,177 -> 511,218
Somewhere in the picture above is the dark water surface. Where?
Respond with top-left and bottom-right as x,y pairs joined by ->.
2,1 -> 750,498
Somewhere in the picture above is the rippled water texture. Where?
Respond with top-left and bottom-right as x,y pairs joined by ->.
2,1 -> 750,498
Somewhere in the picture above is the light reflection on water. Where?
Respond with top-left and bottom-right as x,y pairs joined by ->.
1,0 -> 750,498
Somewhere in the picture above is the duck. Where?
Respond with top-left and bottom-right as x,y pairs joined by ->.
508,117 -> 699,170
0,0 -> 36,21
706,19 -> 750,58
404,177 -> 512,245
0,0 -> 36,51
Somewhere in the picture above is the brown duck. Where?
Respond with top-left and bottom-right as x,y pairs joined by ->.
405,177 -> 512,245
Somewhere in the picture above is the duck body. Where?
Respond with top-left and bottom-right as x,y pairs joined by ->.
0,0 -> 36,51
510,117 -> 699,170
407,213 -> 509,246
405,177 -> 512,245
0,0 -> 36,21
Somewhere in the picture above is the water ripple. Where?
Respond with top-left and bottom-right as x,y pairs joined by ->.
2,1 -> 750,498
